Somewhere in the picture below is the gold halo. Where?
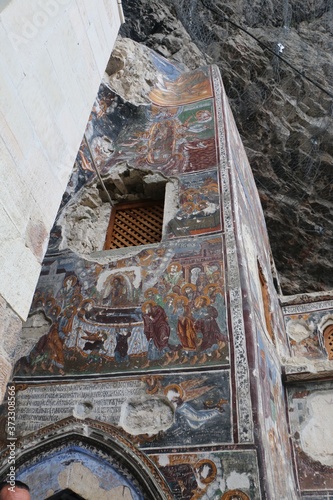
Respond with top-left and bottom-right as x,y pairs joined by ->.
221,490 -> 250,500
144,288 -> 159,298
163,384 -> 184,400
181,283 -> 196,294
203,284 -> 218,295
175,295 -> 189,306
194,295 -> 211,308
63,275 -> 77,286
194,459 -> 217,484
50,306 -> 61,316
167,262 -> 182,273
163,293 -> 178,303
80,298 -> 95,308
141,300 -> 156,313
183,201 -> 196,209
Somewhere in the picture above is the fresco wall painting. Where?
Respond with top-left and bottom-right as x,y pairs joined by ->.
17,447 -> 146,500
15,370 -> 231,449
283,300 -> 333,362
218,74 -> 298,498
14,235 -> 229,377
0,56 -> 286,498
287,380 -> 333,499
151,450 -> 261,500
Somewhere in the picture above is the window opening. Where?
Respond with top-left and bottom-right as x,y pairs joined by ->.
104,199 -> 164,250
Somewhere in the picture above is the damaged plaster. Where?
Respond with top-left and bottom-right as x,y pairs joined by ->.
119,396 -> 174,436
58,165 -> 178,257
300,392 -> 333,466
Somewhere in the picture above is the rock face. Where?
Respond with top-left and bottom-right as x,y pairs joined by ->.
119,0 -> 333,295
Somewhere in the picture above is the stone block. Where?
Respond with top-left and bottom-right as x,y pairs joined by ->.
0,136 -> 31,234
0,354 -> 12,402
0,21 -> 25,87
87,23 -> 106,80
0,110 -> 24,167
0,211 -> 41,319
0,295 -> 22,363
119,396 -> 174,436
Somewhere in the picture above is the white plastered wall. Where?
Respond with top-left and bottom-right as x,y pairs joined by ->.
0,0 -> 122,321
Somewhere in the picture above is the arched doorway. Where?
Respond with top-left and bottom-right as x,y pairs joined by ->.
0,417 -> 172,500
47,490 -> 85,500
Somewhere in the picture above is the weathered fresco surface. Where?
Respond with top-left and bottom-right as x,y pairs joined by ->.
221,84 -> 297,498
15,370 -> 231,448
6,52 -> 281,496
255,320 -> 296,496
17,446 -> 145,500
287,380 -> 333,498
167,170 -> 221,237
15,236 -> 228,376
283,300 -> 333,360
151,450 -> 261,499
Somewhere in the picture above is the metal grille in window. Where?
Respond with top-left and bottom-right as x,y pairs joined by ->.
104,200 -> 164,250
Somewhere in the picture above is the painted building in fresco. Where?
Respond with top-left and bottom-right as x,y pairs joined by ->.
1,43 -> 333,500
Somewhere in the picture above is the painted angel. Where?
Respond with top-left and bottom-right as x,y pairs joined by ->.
163,379 -> 227,430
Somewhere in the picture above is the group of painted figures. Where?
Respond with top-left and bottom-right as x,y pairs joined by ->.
16,258 -> 228,375
142,288 -> 227,367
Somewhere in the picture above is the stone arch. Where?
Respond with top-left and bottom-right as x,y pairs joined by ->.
0,417 -> 172,500
323,324 -> 333,360
318,315 -> 333,359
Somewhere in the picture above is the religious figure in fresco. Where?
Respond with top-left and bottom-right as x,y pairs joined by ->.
58,306 -> 76,338
165,262 -> 184,289
28,305 -> 77,375
159,459 -> 217,500
81,330 -> 107,364
142,302 -> 171,365
195,273 -> 209,296
77,299 -> 95,321
163,294 -> 182,357
164,296 -> 197,366
56,275 -> 80,309
47,320 -> 67,374
103,275 -> 129,306
194,296 -> 227,362
177,301 -> 198,360
204,284 -> 227,334
144,287 -> 163,307
181,283 -> 197,307
165,383 -> 223,430
114,328 -> 132,364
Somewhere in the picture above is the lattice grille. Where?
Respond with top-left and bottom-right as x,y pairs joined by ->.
104,201 -> 164,250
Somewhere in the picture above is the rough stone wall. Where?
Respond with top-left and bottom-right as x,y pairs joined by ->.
119,0 -> 333,295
